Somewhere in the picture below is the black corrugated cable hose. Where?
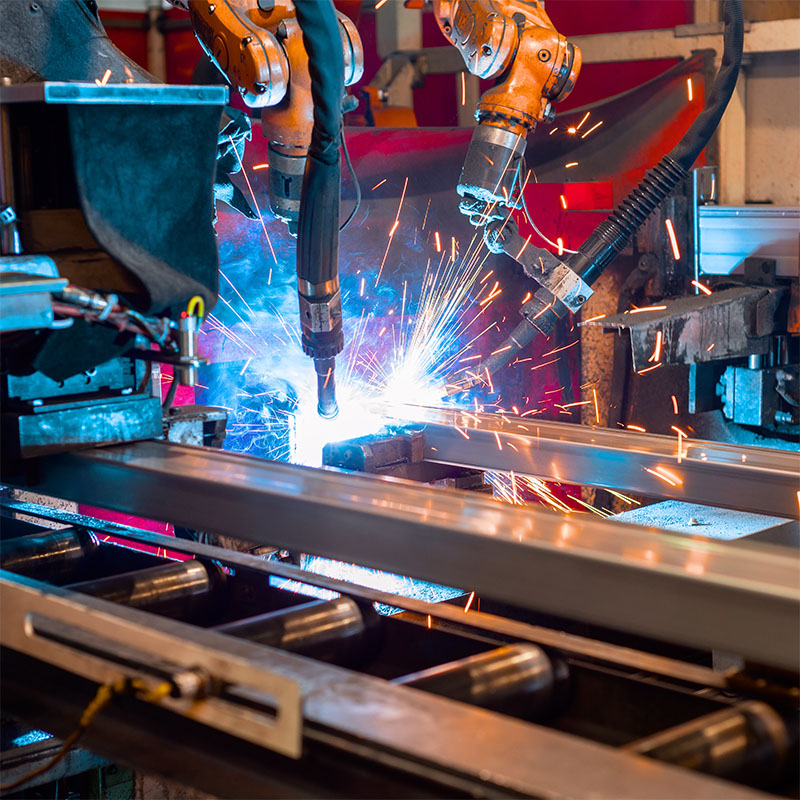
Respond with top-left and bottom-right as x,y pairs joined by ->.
448,0 -> 744,394
294,0 -> 345,417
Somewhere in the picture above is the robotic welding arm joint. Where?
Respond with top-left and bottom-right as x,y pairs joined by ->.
434,0 -> 581,219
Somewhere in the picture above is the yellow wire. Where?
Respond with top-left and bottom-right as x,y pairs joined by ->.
186,295 -> 205,319
0,678 -> 173,793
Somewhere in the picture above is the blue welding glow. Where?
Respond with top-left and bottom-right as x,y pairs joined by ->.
11,729 -> 53,748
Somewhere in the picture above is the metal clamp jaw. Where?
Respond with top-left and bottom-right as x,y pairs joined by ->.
485,219 -> 593,313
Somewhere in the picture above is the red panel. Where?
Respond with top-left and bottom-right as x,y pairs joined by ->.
100,10 -> 148,71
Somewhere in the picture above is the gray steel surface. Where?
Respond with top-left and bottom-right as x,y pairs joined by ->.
0,569 -> 772,799
390,405 -> 800,518
697,205 -> 799,277
25,439 -> 800,671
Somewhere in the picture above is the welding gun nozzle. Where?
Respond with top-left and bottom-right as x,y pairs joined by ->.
314,358 -> 339,419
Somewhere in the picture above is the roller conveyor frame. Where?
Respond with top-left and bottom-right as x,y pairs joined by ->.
17,437 -> 800,672
1,502 -> 792,799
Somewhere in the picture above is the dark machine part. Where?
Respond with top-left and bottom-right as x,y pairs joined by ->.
625,700 -> 796,788
215,597 -> 381,666
447,0 -> 745,394
394,643 -> 567,717
294,0 -> 345,419
0,528 -> 97,583
67,561 -> 221,619
323,427 -> 491,487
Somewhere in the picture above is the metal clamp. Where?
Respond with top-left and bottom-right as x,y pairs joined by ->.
486,222 -> 593,312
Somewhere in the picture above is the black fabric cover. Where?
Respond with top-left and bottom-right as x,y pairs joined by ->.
68,104 -> 220,315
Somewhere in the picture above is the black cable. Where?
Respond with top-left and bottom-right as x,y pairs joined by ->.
294,0 -> 344,288
163,377 -> 178,410
340,131 -> 361,232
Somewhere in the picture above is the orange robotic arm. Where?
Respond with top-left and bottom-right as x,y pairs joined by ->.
172,0 -> 363,233
434,0 -> 581,223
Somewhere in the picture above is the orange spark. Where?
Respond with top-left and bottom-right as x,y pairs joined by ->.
460,71 -> 466,106
522,291 -> 532,304
627,424 -> 647,432
548,127 -> 558,135
671,394 -> 679,414
592,388 -> 600,423
565,162 -> 578,168
389,220 -> 399,237
637,363 -> 663,374
560,194 -> 568,210
576,111 -> 591,130
557,237 -> 564,256
583,313 -> 607,323
516,234 -> 532,259
252,163 -> 269,170
707,343 -> 715,352
629,305 -> 667,314
434,231 -> 441,252
665,219 -> 681,260
371,178 -> 387,191
567,126 -> 577,134
691,279 -> 712,296
426,614 -> 432,629
375,0 -> 390,8
649,330 -> 663,362
687,77 -> 694,102
581,120 -> 603,138
494,431 -> 503,450
95,68 -> 112,86
464,591 -> 475,612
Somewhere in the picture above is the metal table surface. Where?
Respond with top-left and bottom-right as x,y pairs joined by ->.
384,405 -> 800,518
28,439 -> 800,672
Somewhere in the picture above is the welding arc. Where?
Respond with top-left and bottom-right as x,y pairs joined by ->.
447,0 -> 744,395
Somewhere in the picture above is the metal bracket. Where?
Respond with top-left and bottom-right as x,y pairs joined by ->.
1,571 -> 303,759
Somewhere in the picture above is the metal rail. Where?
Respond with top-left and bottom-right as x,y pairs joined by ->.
25,439 -> 800,671
384,405 -> 800,518
0,498 -> 730,690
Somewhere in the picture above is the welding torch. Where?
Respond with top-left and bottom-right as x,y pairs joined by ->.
439,0 -> 744,396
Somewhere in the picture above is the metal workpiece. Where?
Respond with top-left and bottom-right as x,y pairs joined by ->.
67,560 -> 219,618
626,700 -> 794,787
386,404 -> 800,519
216,597 -> 380,666
582,286 -> 787,371
0,571 -> 770,800
395,643 -> 565,717
0,529 -> 97,583
27,439 -> 800,671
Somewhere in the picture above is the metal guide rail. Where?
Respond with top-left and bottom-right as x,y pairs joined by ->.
21,438 -> 800,672
382,404 -> 800,518
1,501 -> 794,798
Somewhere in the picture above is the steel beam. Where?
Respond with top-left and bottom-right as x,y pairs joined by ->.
25,439 -> 800,671
386,405 -> 800,518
